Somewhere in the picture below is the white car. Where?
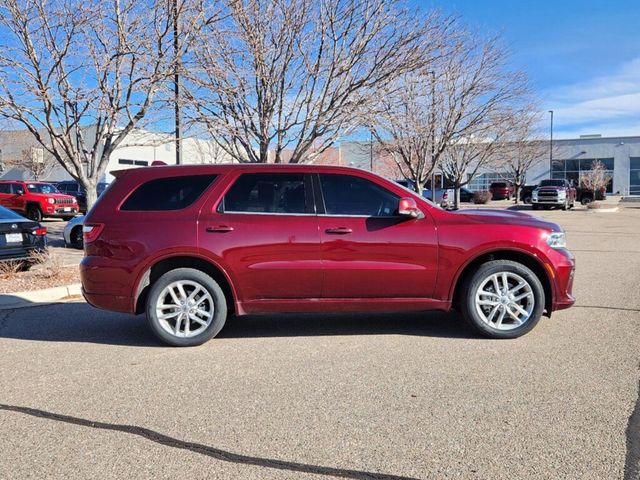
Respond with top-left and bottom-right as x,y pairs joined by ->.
63,215 -> 84,249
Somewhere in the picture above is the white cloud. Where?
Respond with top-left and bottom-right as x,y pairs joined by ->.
544,57 -> 640,138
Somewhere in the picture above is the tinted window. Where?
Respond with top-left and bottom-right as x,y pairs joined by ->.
223,174 -> 307,214
121,175 -> 217,211
539,180 -> 565,187
491,182 -> 507,188
0,184 -> 11,194
320,174 -> 399,217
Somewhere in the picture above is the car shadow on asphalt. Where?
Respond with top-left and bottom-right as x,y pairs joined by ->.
0,300 -> 480,346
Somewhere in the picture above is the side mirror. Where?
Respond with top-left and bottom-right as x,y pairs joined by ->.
398,197 -> 420,218
15,189 -> 24,195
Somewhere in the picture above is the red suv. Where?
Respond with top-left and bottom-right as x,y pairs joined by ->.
81,165 -> 575,346
0,181 -> 79,221
489,181 -> 514,200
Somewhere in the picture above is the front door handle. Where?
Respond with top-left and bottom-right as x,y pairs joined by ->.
206,225 -> 234,233
325,227 -> 352,235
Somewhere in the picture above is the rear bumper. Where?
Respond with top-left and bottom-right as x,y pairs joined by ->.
82,288 -> 132,313
80,256 -> 135,313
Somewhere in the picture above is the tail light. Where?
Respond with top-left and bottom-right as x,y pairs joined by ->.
83,223 -> 104,243
33,227 -> 47,236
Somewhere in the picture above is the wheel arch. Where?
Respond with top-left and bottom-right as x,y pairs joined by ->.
134,255 -> 237,315
451,249 -> 553,316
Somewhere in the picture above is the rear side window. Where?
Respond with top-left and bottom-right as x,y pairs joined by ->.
222,173 -> 308,214
121,175 -> 217,211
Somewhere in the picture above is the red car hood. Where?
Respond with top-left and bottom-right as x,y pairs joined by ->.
454,208 -> 561,231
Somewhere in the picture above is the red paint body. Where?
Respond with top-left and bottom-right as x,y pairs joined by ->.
81,165 -> 575,317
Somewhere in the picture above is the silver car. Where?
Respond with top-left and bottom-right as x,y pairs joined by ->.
63,215 -> 84,249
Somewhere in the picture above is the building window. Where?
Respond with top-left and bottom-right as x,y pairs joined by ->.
467,172 -> 512,191
630,157 -> 640,196
552,158 -> 614,193
118,159 -> 149,167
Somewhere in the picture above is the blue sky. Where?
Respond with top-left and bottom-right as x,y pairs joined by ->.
416,0 -> 640,138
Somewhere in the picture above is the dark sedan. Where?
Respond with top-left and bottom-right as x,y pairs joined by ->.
0,206 -> 47,269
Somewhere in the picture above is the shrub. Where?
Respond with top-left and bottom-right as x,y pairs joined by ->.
29,248 -> 64,279
0,260 -> 24,279
473,190 -> 492,204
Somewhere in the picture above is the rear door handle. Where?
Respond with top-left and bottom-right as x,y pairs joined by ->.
206,225 -> 234,233
325,227 -> 352,234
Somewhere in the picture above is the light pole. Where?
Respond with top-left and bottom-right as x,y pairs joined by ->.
369,130 -> 373,172
548,110 -> 554,176
173,0 -> 182,165
429,70 -> 436,201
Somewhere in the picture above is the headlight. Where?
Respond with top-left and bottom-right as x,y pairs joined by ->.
532,191 -> 538,200
547,231 -> 566,249
47,198 -> 55,204
557,191 -> 566,198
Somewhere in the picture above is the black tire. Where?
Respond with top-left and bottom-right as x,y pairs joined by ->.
581,195 -> 592,205
70,226 -> 83,249
524,195 -> 532,204
460,260 -> 545,339
561,200 -> 568,211
146,268 -> 227,347
26,206 -> 42,222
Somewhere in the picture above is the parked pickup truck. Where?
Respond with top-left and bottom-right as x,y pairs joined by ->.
532,179 -> 576,210
0,180 -> 79,222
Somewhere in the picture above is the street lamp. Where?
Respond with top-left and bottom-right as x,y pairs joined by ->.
429,70 -> 436,201
548,110 -> 554,176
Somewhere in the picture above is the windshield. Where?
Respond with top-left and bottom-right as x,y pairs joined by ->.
26,183 -> 60,194
539,180 -> 565,187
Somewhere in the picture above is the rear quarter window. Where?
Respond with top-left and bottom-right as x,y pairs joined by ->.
120,175 -> 217,211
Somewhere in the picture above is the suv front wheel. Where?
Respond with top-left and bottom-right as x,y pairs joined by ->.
461,260 -> 545,339
146,268 -> 227,346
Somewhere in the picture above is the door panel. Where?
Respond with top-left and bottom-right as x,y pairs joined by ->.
198,172 -> 322,301
319,215 -> 438,298
317,173 -> 438,299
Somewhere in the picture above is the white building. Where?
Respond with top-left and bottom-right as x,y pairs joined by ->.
0,127 -> 233,183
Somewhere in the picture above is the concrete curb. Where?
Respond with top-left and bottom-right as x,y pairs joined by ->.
585,206 -> 619,213
0,283 -> 82,310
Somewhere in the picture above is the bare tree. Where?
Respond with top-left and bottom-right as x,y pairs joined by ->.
0,0 -> 193,208
186,0 -> 439,164
4,147 -> 57,180
371,27 -> 531,200
580,160 -> 612,204
500,113 -> 546,204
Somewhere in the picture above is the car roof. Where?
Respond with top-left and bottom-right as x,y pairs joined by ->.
111,163 -> 374,179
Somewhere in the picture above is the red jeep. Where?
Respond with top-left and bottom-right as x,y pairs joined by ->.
489,181 -> 514,200
81,164 -> 575,346
0,181 -> 79,222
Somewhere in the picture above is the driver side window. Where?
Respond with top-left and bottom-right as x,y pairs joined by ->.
319,174 -> 399,217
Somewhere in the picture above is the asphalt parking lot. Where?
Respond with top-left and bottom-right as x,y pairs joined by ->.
1,206 -> 639,479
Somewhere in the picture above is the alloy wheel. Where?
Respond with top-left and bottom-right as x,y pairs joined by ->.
155,280 -> 214,338
474,272 -> 534,331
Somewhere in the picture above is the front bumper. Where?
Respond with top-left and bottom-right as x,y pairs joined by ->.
44,206 -> 79,217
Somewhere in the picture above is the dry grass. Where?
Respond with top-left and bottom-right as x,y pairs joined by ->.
29,248 -> 65,279
0,260 -> 24,280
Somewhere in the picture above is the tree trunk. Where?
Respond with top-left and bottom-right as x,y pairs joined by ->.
454,182 -> 461,210
514,184 -> 520,204
80,178 -> 98,212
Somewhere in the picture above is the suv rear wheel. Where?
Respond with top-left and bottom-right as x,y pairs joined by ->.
146,268 -> 227,346
461,260 -> 545,339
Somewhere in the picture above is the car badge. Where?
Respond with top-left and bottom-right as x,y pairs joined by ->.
11,224 -> 17,229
